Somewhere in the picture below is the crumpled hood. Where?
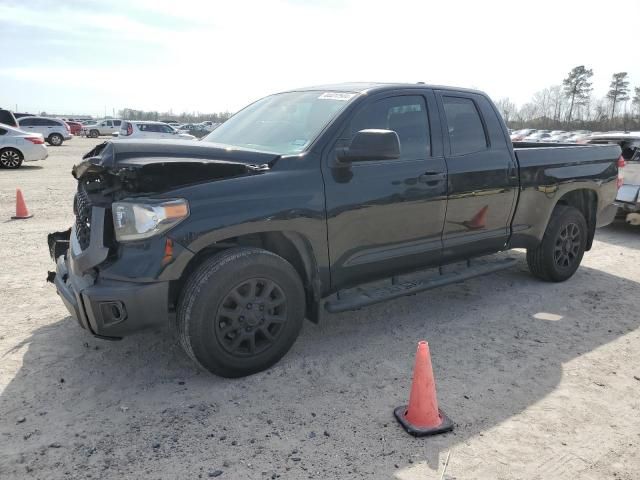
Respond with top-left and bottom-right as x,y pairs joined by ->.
72,139 -> 277,195
72,139 -> 279,179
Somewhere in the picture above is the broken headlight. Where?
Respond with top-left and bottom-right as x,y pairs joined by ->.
112,199 -> 189,242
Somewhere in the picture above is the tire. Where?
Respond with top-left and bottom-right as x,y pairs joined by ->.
89,130 -> 99,138
48,133 -> 63,146
0,148 -> 24,169
176,247 -> 306,378
526,205 -> 587,282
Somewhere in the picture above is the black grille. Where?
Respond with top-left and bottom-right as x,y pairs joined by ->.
74,186 -> 92,250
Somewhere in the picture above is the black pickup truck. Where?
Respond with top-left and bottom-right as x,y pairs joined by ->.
48,83 -> 621,377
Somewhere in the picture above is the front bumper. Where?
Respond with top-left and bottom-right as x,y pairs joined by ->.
52,253 -> 168,338
48,208 -> 170,338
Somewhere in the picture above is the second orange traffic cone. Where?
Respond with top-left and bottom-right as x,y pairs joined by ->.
394,341 -> 453,436
11,188 -> 33,219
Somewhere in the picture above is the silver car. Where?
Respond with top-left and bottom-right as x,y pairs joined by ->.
83,119 -> 123,138
0,124 -> 48,168
16,116 -> 72,146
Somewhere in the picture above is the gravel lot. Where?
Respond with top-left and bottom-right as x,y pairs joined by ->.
1,137 -> 639,479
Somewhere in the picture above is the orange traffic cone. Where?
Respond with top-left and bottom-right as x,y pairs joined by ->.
394,341 -> 453,436
462,205 -> 488,230
11,188 -> 33,219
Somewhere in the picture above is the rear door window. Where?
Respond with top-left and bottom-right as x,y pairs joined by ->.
442,96 -> 488,156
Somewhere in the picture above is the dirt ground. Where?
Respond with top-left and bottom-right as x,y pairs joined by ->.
1,137 -> 639,479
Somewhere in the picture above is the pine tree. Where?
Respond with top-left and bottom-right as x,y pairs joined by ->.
607,72 -> 630,120
562,66 -> 593,124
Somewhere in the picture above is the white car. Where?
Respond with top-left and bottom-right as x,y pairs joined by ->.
117,121 -> 196,140
83,119 -> 123,138
16,116 -> 72,146
0,124 -> 48,169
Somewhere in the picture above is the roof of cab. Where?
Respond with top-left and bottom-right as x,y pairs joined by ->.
286,82 -> 486,96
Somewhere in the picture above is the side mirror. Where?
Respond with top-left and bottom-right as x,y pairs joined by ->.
336,129 -> 400,165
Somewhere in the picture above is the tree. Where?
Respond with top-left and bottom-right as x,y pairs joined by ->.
607,72 -> 630,120
632,86 -> 640,118
562,65 -> 593,124
495,97 -> 516,124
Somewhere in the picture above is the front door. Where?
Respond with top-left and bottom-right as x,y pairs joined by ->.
323,92 -> 448,290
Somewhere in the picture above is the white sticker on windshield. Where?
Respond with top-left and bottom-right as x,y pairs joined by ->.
318,92 -> 357,101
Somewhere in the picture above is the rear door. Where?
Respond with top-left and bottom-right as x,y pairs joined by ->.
435,91 -> 518,261
323,90 -> 448,289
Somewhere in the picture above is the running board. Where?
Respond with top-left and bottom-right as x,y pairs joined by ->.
324,257 -> 518,313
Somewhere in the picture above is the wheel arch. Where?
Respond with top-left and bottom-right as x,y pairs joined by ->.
0,146 -> 24,157
169,230 -> 323,322
553,188 -> 598,251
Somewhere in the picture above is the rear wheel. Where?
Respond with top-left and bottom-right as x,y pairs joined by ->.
526,205 -> 587,282
176,247 -> 306,378
0,148 -> 23,169
48,133 -> 63,146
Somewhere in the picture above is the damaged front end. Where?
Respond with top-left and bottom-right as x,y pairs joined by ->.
48,139 -> 274,338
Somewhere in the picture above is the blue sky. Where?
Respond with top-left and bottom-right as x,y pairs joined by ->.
1,0 -> 639,116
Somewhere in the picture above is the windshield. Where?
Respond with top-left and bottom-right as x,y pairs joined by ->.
202,91 -> 357,154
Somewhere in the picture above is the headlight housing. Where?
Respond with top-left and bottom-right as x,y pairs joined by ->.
112,199 -> 189,242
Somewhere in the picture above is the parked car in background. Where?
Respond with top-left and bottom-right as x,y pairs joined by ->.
546,132 -> 573,143
510,129 -> 537,141
522,132 -> 552,142
117,121 -> 196,140
83,119 -> 123,138
65,121 -> 83,135
200,121 -> 222,132
0,124 -> 47,168
176,123 -> 210,138
0,108 -> 19,128
587,132 -> 640,224
564,132 -> 591,143
17,116 -> 72,146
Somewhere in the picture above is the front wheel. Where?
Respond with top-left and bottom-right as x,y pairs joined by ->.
89,130 -> 99,138
526,205 -> 587,282
176,248 -> 306,378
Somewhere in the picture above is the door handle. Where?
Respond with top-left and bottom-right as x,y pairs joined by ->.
418,172 -> 446,183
